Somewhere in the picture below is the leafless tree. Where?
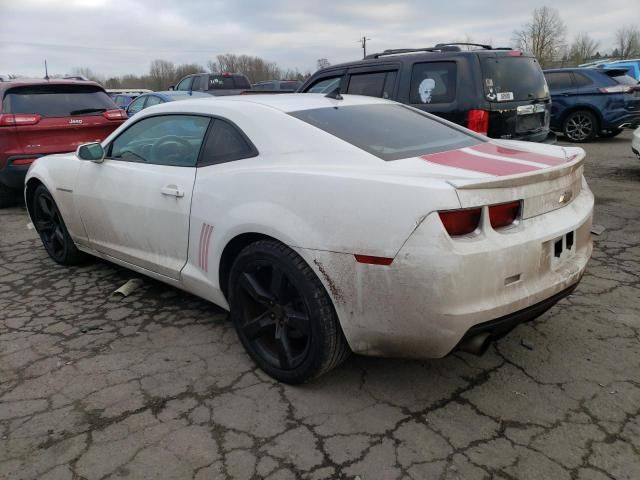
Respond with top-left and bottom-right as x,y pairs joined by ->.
569,32 -> 599,65
512,6 -> 566,68
174,63 -> 205,82
148,59 -> 176,90
317,58 -> 331,70
615,25 -> 640,59
70,67 -> 104,83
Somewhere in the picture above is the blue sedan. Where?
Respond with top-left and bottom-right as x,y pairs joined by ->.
126,91 -> 210,117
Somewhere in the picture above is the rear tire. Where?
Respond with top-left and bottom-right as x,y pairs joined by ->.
32,185 -> 85,265
228,240 -> 350,384
599,128 -> 623,138
563,110 -> 598,143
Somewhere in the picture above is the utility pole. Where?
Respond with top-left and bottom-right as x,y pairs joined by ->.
359,36 -> 371,58
44,59 -> 49,80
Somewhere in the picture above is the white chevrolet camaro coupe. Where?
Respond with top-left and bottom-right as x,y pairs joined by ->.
25,94 -> 594,383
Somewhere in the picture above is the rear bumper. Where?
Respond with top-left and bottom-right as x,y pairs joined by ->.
601,112 -> 640,130
296,183 -> 594,360
0,156 -> 38,191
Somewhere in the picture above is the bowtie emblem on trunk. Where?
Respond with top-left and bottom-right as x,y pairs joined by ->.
559,191 -> 572,204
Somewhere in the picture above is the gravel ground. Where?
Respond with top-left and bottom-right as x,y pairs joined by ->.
1,131 -> 639,480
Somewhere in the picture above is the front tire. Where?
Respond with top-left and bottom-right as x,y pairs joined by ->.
32,185 -> 85,265
563,110 -> 598,143
228,240 -> 350,384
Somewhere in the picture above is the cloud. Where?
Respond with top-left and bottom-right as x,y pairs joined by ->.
0,0 -> 631,78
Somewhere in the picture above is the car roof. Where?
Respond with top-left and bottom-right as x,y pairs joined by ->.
140,93 -> 392,116
0,79 -> 104,91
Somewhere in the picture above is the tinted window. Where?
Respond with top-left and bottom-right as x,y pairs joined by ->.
545,72 -> 573,91
109,115 -> 210,167
347,72 -> 387,97
200,119 -> 256,165
280,81 -> 301,91
573,73 -> 593,88
481,56 -> 548,101
290,104 -> 481,161
383,71 -> 397,99
306,76 -> 341,93
3,84 -> 115,117
410,62 -> 457,104
176,77 -> 193,91
208,75 -> 251,90
191,76 -> 201,90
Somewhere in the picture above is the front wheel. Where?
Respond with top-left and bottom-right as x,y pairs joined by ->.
563,110 -> 598,143
32,185 -> 85,265
228,240 -> 350,384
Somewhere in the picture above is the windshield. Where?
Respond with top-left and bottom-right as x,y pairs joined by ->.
289,103 -> 481,161
3,85 -> 115,117
480,56 -> 548,102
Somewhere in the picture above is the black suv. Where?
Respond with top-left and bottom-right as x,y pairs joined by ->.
172,72 -> 252,96
299,43 -> 554,143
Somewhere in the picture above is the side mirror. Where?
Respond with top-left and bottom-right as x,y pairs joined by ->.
76,142 -> 105,163
168,85 -> 175,91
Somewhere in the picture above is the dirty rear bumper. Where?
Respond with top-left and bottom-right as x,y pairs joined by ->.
295,182 -> 593,360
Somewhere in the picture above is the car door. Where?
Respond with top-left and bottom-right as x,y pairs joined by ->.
74,114 -> 211,279
544,71 -> 576,127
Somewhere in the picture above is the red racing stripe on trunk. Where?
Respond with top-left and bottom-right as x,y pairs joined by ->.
421,150 -> 541,176
471,142 -> 566,166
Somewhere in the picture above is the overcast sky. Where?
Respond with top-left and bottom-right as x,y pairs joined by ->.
0,0 -> 635,78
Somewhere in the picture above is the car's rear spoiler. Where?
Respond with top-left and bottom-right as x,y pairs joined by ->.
446,148 -> 585,190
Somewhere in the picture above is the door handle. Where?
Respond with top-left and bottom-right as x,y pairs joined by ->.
161,185 -> 184,198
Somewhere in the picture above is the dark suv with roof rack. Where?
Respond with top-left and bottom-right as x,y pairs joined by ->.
299,43 -> 554,143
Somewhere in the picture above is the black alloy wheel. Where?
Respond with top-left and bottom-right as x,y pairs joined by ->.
563,110 -> 597,143
229,240 -> 350,383
32,185 -> 84,265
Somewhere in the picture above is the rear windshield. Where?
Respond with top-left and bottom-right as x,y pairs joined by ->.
289,104 -> 481,161
3,84 -> 115,117
209,75 -> 251,90
480,56 -> 548,102
603,70 -> 638,86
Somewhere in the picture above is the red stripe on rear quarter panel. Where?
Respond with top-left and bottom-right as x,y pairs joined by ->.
421,150 -> 540,176
471,143 -> 566,166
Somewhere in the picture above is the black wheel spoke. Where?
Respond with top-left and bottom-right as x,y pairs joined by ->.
53,227 -> 65,245
38,195 -> 52,218
242,310 -> 276,340
285,308 -> 310,335
270,265 -> 288,301
240,272 -> 274,306
276,327 -> 295,369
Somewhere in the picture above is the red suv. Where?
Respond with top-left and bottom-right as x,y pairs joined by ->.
0,80 -> 127,206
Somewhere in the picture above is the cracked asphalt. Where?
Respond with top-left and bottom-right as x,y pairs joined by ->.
1,131 -> 639,480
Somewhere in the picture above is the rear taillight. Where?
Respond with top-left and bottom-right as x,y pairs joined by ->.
489,201 -> 521,229
0,113 -> 41,126
508,50 -> 523,56
438,208 -> 482,236
467,109 -> 489,135
598,85 -> 633,94
102,109 -> 127,120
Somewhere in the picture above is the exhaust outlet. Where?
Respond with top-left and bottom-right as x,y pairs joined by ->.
458,332 -> 492,355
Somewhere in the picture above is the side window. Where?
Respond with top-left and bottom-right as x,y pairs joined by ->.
573,73 -> 593,88
108,115 -> 210,167
191,76 -> 201,91
545,72 -> 573,91
347,72 -> 387,97
306,76 -> 342,93
409,62 -> 457,104
176,77 -> 193,91
199,119 -> 257,166
383,71 -> 397,99
145,95 -> 163,107
126,96 -> 146,115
